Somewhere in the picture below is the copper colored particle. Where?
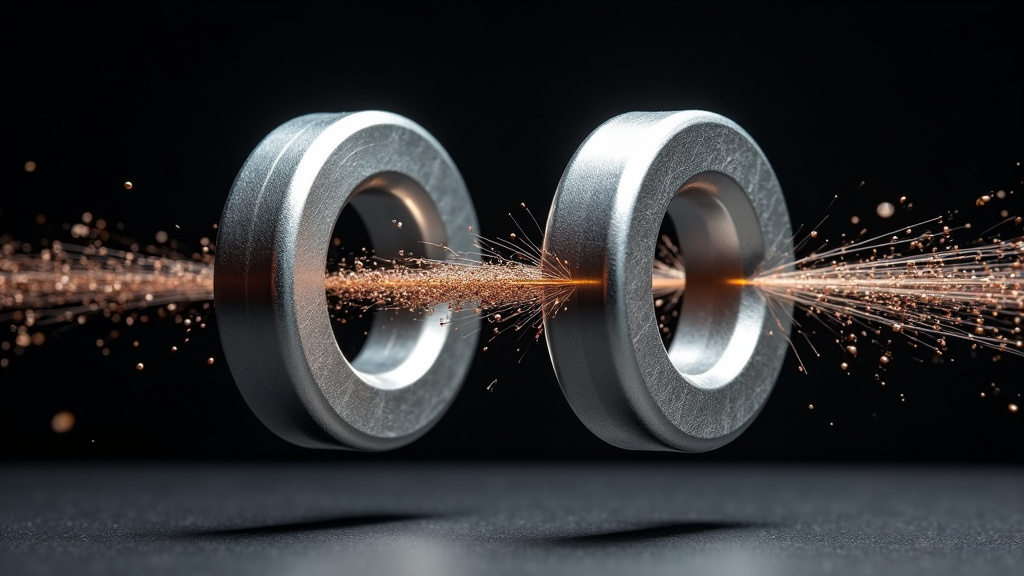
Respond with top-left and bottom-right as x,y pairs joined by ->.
51,411 -> 75,433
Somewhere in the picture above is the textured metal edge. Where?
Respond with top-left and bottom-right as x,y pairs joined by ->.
215,111 -> 479,451
542,111 -> 793,452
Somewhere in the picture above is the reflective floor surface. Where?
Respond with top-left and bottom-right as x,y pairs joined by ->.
1,462 -> 1021,575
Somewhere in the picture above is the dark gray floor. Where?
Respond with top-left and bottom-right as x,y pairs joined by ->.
1,462 -> 1021,575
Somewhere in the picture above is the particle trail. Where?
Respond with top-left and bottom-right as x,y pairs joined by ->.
325,259 -> 583,327
745,216 -> 1023,359
0,240 -> 214,326
324,221 -> 590,339
2,197 -> 1022,369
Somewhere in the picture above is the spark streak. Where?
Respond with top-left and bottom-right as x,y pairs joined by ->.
745,216 -> 1024,359
1,240 -> 213,327
2,203 -> 1022,365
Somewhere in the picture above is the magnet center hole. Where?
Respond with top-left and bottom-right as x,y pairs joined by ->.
326,171 -> 450,391
660,172 -> 765,387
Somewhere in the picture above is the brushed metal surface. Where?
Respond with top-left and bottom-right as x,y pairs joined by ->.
543,111 -> 792,451
216,111 -> 479,450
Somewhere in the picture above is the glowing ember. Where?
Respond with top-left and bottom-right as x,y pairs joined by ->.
876,202 -> 896,218
50,410 -> 75,433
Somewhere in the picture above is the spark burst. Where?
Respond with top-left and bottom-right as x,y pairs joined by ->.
0,206 -> 584,358
325,215 -> 585,342
740,203 -> 1024,370
2,200 -> 1022,374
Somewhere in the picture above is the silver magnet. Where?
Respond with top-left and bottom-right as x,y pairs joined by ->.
542,111 -> 793,452
215,111 -> 479,450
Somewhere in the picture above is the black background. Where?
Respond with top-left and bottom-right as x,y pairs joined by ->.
2,2 -> 1021,462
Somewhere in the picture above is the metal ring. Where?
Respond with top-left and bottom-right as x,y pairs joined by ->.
215,111 -> 479,451
542,111 -> 792,452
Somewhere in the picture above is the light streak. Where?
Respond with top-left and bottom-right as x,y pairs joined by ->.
2,200 -> 1021,371
746,215 -> 1023,360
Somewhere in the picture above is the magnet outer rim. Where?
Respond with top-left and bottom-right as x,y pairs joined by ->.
542,111 -> 793,452
215,111 -> 479,451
